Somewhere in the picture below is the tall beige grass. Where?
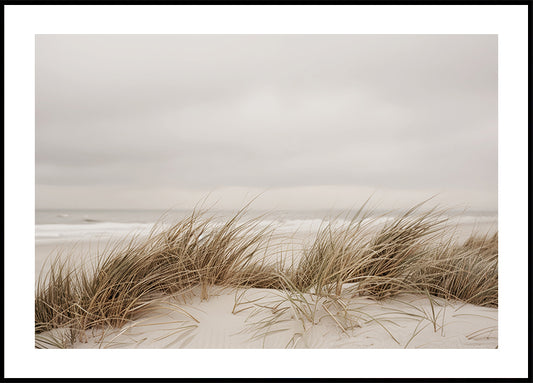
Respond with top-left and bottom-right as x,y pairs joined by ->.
411,232 -> 498,307
35,201 -> 498,345
291,202 -> 497,307
35,208 -> 280,339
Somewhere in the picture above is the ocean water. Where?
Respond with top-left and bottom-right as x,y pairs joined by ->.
34,208 -> 498,276
35,208 -> 498,243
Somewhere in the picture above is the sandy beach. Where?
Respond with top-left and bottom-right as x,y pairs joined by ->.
35,210 -> 498,349
45,286 -> 496,349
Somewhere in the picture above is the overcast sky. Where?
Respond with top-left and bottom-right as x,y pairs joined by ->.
36,34 -> 497,211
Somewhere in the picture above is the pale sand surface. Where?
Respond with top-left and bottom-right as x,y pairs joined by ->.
40,286 -> 497,349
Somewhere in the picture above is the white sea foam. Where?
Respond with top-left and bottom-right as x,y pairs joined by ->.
35,214 -> 497,244
448,215 -> 498,224
35,222 -> 159,242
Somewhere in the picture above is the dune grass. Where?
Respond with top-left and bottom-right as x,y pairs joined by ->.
411,232 -> 498,307
291,201 -> 452,299
35,207 -> 281,338
35,201 -> 498,346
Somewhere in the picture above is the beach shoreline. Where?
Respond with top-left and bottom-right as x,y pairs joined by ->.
35,208 -> 498,350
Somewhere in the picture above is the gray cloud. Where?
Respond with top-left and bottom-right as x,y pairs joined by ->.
36,34 -> 497,209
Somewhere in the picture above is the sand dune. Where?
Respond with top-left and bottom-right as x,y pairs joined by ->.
35,207 -> 498,350
37,286 -> 497,349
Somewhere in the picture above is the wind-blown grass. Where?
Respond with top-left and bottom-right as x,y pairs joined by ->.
411,232 -> 498,307
35,207 -> 280,338
35,201 -> 498,346
291,202 -> 451,299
